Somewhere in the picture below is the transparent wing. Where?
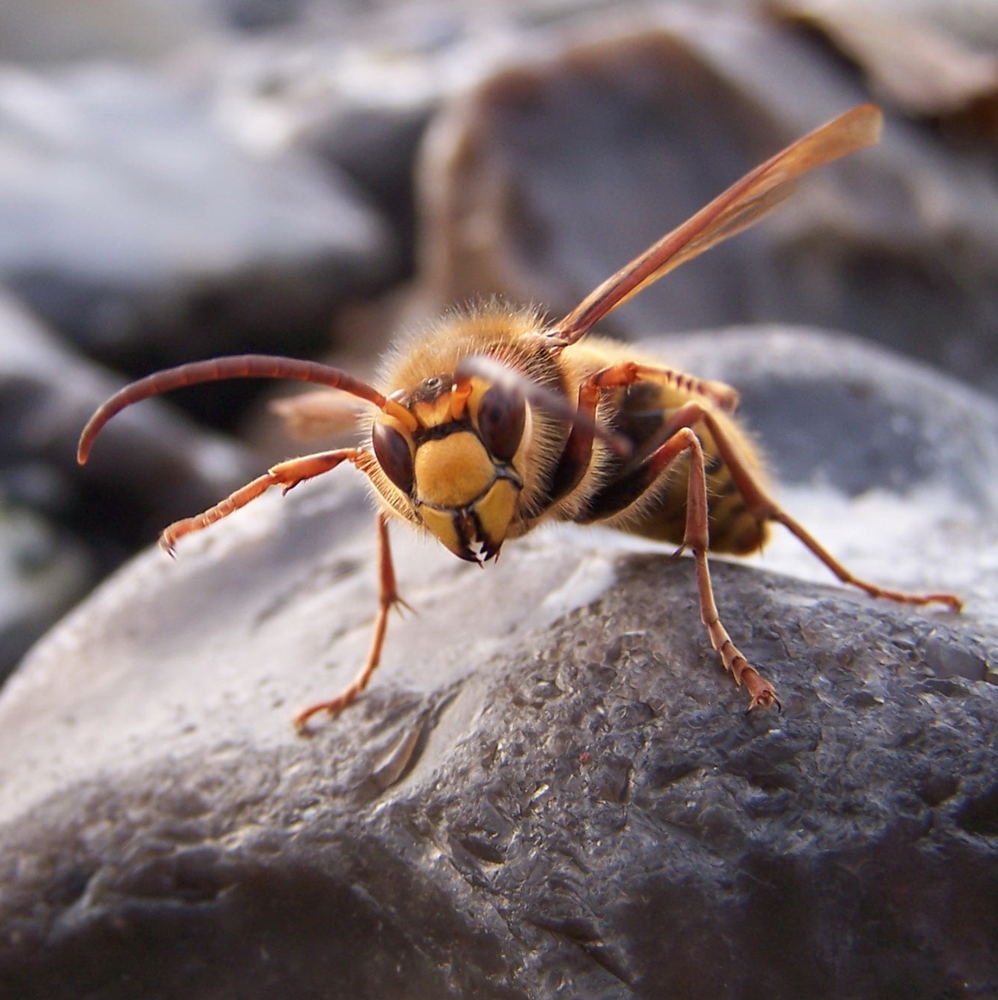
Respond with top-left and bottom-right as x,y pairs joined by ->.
548,104 -> 882,346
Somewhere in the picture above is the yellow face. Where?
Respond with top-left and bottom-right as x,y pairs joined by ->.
371,374 -> 527,563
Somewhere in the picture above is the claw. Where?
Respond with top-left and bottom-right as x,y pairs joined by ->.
293,690 -> 358,734
747,688 -> 782,713
743,668 -> 781,712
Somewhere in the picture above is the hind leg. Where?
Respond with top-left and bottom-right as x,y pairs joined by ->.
582,385 -> 961,708
661,427 -> 781,709
591,385 -> 961,612
694,411 -> 963,611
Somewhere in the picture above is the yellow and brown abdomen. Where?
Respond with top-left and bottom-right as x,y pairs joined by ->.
575,343 -> 770,556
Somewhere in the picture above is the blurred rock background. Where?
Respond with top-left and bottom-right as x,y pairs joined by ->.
0,0 -> 995,685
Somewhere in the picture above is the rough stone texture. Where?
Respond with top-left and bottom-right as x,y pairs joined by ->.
0,330 -> 995,999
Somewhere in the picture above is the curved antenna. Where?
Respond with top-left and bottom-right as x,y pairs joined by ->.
77,354 -> 417,464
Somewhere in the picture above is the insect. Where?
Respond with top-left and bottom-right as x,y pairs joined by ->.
78,103 -> 961,731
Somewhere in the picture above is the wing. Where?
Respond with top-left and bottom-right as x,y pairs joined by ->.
547,104 -> 882,346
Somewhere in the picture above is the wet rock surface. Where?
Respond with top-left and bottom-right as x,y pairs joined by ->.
0,330 -> 995,999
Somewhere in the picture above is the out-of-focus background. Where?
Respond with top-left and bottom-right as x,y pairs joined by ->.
1,0 -> 996,687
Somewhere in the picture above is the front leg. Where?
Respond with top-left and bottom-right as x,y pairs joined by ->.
153,447 -> 410,730
294,511 -> 410,733
160,448 -> 366,553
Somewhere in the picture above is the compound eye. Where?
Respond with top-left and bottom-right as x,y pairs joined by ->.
372,422 -> 414,494
478,383 -> 525,462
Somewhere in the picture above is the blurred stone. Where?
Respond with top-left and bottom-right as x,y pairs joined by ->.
298,104 -> 434,283
416,8 -> 998,394
0,0 -> 216,63
773,0 -> 998,120
219,0 -> 308,32
652,325 -> 998,505
774,0 -> 998,54
0,291 -> 254,573
0,502 -> 92,686
0,328 -> 994,998
0,63 -> 394,388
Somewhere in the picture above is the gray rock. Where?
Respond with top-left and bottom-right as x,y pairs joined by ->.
651,325 -> 998,506
0,62 -> 394,376
0,0 -> 216,63
0,328 -> 994,998
773,0 -> 998,55
0,502 -> 91,687
299,103 -> 435,283
772,0 -> 998,117
0,291 -> 254,681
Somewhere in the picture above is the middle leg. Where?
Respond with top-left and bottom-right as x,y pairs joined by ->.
693,409 -> 963,611
658,427 -> 780,709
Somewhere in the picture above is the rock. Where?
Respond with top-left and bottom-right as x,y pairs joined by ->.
0,63 -> 394,387
416,8 -> 998,394
218,0 -> 308,32
0,290 -> 253,594
0,0 -> 216,63
4,3 -> 995,397
773,0 -> 998,119
0,286 -> 256,681
0,328 -> 994,999
298,104 -> 435,283
0,503 -> 91,687
651,325 -> 998,504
